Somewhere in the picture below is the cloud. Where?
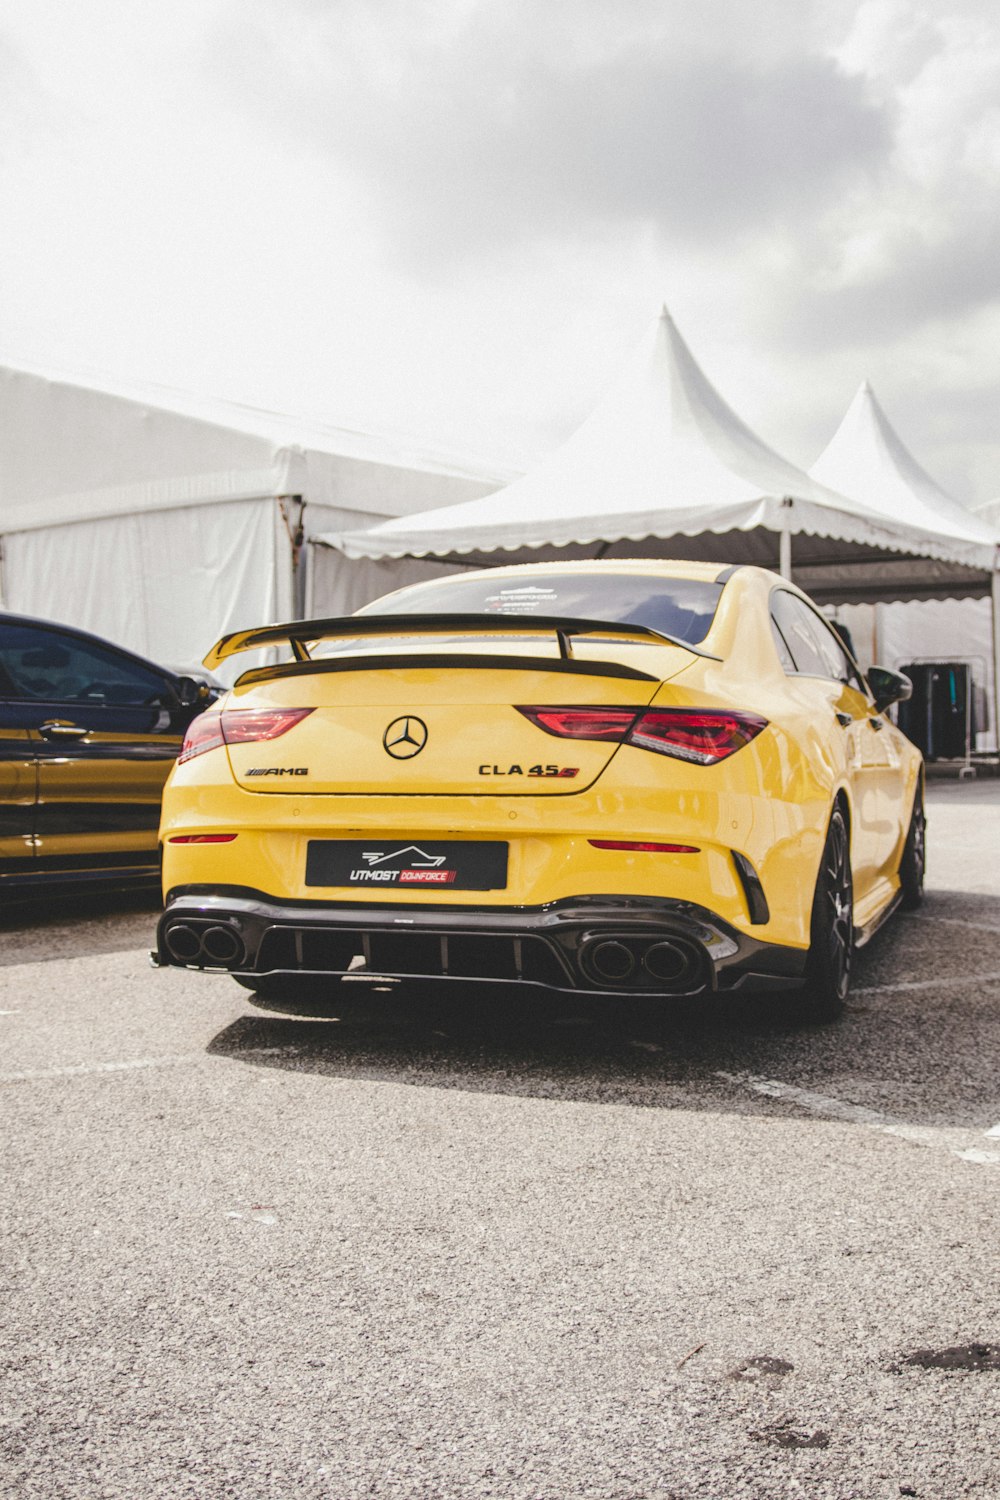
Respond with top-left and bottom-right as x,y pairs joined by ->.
195,0 -> 1000,497
214,2 -> 891,267
756,0 -> 1000,347
4,0 -> 1000,505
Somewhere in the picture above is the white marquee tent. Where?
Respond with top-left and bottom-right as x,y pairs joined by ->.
0,361 -> 508,674
809,382 -> 1000,751
974,496 -> 1000,529
330,310 -> 997,607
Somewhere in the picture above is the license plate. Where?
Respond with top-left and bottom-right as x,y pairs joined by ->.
306,839 -> 508,891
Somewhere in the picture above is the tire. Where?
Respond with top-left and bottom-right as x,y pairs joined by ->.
899,787 -> 926,911
803,806 -> 854,1022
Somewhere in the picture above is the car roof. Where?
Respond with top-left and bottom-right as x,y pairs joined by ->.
382,559 -> 737,587
468,559 -> 728,580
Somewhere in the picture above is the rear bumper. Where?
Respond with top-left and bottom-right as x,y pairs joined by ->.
154,885 -> 807,997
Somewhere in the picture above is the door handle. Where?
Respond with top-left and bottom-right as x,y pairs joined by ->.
835,712 -> 853,728
39,721 -> 88,741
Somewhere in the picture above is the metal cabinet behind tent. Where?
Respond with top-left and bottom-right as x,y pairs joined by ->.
896,662 -> 979,761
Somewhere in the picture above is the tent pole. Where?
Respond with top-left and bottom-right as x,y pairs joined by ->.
779,498 -> 793,580
992,570 -> 1000,754
872,603 -> 880,666
278,495 -> 307,619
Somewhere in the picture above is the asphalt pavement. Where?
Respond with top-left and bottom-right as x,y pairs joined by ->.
2,780 -> 999,1499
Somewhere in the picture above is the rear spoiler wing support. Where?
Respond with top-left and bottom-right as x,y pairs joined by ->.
203,612 -> 715,670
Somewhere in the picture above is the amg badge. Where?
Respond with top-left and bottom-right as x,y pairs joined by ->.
246,767 -> 309,776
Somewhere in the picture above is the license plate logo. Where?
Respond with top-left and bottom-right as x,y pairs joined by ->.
306,840 -> 508,890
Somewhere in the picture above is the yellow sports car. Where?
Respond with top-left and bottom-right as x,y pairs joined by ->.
154,561 -> 923,1021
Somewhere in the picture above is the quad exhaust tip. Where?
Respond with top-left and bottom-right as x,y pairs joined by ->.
644,941 -> 693,983
588,940 -> 636,982
163,918 -> 245,969
582,935 -> 703,992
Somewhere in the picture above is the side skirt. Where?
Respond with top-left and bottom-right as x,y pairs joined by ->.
853,887 -> 903,950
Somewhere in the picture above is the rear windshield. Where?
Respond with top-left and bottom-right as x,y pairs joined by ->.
355,572 -> 724,646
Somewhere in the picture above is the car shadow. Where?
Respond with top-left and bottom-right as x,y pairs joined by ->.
207,888 -> 1000,1131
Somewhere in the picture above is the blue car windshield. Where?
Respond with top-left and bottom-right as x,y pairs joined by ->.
355,572 -> 724,647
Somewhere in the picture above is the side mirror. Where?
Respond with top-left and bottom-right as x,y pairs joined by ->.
868,665 -> 912,714
172,674 -> 207,708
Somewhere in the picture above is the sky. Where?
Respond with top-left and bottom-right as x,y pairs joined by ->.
1,0 -> 999,502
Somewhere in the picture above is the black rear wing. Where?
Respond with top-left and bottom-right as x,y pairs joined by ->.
204,613 -> 715,682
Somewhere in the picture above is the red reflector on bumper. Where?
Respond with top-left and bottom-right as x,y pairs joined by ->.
588,840 -> 699,853
167,834 -> 239,844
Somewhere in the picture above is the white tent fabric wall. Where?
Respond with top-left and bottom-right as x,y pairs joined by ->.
306,545 -> 464,620
879,599 -> 996,751
304,496 -> 493,621
833,597 -> 996,750
1,497 -> 290,675
0,361 -> 507,678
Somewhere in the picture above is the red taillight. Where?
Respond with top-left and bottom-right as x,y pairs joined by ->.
178,714 -> 225,764
167,834 -> 239,844
517,705 -> 767,765
627,709 -> 767,765
588,840 -> 700,853
519,708 -> 639,740
178,707 -> 314,763
220,707 -> 315,744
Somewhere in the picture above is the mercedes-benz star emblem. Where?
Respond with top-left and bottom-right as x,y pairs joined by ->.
383,715 -> 428,759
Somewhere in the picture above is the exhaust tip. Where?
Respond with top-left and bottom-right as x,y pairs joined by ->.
643,941 -> 698,985
162,918 -> 245,968
587,940 -> 636,983
163,923 -> 203,963
200,924 -> 244,965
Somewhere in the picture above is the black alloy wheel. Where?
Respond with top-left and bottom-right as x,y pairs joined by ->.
899,789 -> 926,910
804,806 -> 854,1022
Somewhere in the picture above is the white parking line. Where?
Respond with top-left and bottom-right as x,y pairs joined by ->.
716,1071 -> 1000,1167
0,1054 -> 202,1084
853,969 -> 1000,997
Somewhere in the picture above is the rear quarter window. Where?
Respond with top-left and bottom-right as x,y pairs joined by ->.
770,591 -> 864,689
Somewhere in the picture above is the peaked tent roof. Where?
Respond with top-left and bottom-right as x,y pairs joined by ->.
331,310 -> 995,586
0,358 -> 512,534
809,380 -> 998,554
971,496 -> 1000,532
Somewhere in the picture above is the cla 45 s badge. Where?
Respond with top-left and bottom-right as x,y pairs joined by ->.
478,764 -> 579,777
